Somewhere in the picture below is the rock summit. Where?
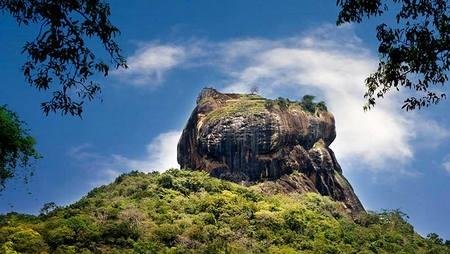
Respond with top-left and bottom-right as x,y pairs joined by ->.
178,88 -> 364,213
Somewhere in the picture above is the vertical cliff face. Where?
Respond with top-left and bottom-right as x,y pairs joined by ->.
178,88 -> 364,214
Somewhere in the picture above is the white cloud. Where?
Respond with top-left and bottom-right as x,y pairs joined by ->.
113,45 -> 186,85
111,25 -> 449,174
411,119 -> 450,149
442,157 -> 450,174
211,28 -> 416,171
70,131 -> 181,186
213,26 -> 448,172
111,131 -> 181,172
443,162 -> 450,173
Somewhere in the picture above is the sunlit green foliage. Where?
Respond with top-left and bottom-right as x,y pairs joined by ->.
204,94 -> 327,122
270,95 -> 327,113
298,95 -> 328,113
1,170 -> 448,253
0,105 -> 40,190
204,96 -> 267,122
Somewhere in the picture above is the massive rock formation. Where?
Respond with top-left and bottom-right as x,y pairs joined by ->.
178,88 -> 364,213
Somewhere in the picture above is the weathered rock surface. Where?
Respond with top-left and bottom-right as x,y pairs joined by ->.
178,88 -> 364,214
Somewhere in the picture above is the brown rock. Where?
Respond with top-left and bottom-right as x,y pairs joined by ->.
178,88 -> 364,214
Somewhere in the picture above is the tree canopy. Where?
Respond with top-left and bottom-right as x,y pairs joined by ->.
0,105 -> 40,190
337,0 -> 450,111
0,0 -> 127,116
1,170 -> 449,253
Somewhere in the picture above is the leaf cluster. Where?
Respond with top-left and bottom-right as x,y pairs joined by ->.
0,0 -> 127,116
337,0 -> 450,110
0,105 -> 40,190
272,95 -> 327,113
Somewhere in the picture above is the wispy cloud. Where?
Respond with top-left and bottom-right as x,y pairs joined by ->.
210,26 -> 446,172
112,24 -> 449,174
412,120 -> 450,149
69,131 -> 181,186
113,44 -> 187,86
442,157 -> 450,174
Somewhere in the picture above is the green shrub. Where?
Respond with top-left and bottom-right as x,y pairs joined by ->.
0,170 -> 448,253
158,174 -> 174,189
4,227 -> 48,253
102,221 -> 139,246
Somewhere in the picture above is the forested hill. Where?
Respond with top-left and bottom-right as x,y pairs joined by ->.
1,170 -> 449,253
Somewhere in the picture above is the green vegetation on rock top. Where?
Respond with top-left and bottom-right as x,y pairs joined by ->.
204,97 -> 267,122
1,170 -> 449,253
203,93 -> 328,123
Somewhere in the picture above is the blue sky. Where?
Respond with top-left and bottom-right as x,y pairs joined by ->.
1,0 -> 449,239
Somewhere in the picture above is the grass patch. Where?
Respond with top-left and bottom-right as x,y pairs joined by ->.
204,97 -> 268,122
202,94 -> 328,123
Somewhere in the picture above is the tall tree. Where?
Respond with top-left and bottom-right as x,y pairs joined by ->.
337,0 -> 450,111
0,0 -> 127,116
0,105 -> 40,190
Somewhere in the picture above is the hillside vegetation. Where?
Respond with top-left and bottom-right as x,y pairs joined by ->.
1,170 -> 449,253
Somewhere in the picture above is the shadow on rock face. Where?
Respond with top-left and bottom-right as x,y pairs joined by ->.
178,88 -> 364,214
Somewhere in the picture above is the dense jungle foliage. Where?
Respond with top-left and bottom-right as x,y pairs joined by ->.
1,170 -> 449,253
